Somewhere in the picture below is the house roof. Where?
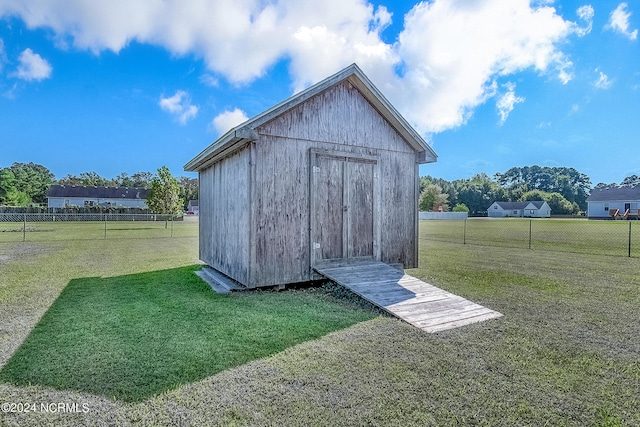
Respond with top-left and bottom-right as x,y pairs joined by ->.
586,185 -> 640,202
47,185 -> 149,200
492,201 -> 546,210
184,63 -> 438,172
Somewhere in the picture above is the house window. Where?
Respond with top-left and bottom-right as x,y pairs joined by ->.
84,200 -> 95,207
530,210 -> 535,215
604,203 -> 609,211
513,210 -> 518,215
493,205 -> 498,209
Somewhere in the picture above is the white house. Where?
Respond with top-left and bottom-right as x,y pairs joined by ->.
586,185 -> 640,219
47,185 -> 149,208
187,200 -> 199,215
488,201 -> 551,218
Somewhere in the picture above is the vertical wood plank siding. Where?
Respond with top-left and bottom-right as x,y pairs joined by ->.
258,81 -> 413,154
198,80 -> 421,288
199,147 -> 250,284
247,81 -> 417,286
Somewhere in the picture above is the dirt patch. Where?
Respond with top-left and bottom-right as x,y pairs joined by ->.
0,243 -> 49,266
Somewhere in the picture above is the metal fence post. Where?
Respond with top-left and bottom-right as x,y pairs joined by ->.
463,218 -> 467,245
104,213 -> 107,240
529,220 -> 532,250
23,212 -> 26,242
171,215 -> 174,238
629,221 -> 632,258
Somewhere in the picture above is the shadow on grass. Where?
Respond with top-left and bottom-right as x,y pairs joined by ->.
0,265 -> 374,402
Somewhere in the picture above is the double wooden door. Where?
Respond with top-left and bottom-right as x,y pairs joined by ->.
310,151 -> 378,266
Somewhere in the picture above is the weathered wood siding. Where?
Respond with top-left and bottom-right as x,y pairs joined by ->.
376,149 -> 418,267
246,81 -> 419,286
259,81 -> 413,154
199,147 -> 250,285
249,136 -> 310,286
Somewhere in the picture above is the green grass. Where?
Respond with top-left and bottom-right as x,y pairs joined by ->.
1,219 -> 639,426
0,217 -> 198,242
422,218 -> 640,257
0,233 -> 374,402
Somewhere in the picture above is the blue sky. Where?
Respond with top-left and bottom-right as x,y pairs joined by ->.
0,0 -> 638,186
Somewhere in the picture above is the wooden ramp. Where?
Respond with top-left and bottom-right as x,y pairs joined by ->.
315,262 -> 502,333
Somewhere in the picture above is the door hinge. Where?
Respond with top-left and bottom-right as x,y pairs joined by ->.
314,242 -> 320,249
313,166 -> 321,173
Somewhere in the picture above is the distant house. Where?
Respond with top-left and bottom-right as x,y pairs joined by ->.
47,185 -> 149,208
586,186 -> 640,219
187,200 -> 199,215
488,201 -> 551,218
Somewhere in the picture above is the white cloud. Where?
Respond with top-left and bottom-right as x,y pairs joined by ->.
607,3 -> 638,40
211,108 -> 249,135
159,90 -> 198,124
200,74 -> 219,87
391,0 -> 579,133
11,48 -> 52,81
496,83 -> 525,125
0,0 -> 587,134
0,0 -> 392,85
575,5 -> 594,36
593,68 -> 613,89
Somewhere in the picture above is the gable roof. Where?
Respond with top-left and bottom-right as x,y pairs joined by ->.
184,63 -> 437,172
492,201 -> 546,210
47,185 -> 148,200
586,185 -> 640,202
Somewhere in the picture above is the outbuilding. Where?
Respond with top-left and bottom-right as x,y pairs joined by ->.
185,64 -> 437,288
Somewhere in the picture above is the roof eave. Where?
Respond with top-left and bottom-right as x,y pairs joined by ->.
184,127 -> 257,172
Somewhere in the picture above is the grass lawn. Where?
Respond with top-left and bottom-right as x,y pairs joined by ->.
0,267 -> 374,402
422,218 -> 640,257
0,217 -> 198,242
1,218 -> 639,426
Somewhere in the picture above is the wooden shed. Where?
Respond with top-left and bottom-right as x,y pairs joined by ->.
184,64 -> 437,289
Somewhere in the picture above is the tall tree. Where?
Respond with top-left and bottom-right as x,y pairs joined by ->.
421,175 -> 458,206
78,171 -> 110,186
621,175 -> 640,187
419,184 -> 449,212
0,169 -> 31,206
146,166 -> 183,225
7,162 -> 55,203
178,176 -> 199,210
57,174 -> 84,186
129,172 -> 154,188
519,189 -> 578,215
58,172 -> 110,186
495,165 -> 591,210
453,173 -> 505,216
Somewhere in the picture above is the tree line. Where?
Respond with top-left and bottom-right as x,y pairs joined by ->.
418,165 -> 639,216
0,162 -> 198,209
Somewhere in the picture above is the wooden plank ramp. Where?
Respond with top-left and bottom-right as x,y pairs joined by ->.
315,262 -> 502,333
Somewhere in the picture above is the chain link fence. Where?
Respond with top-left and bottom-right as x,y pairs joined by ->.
0,213 -> 198,242
421,218 -> 639,258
